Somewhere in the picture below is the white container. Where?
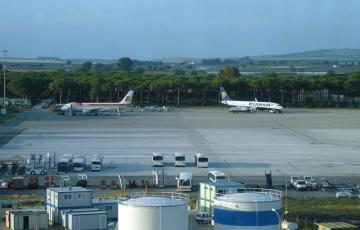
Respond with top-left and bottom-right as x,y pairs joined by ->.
118,192 -> 188,230
213,189 -> 282,230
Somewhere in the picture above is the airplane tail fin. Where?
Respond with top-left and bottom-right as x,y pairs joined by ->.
119,90 -> 134,105
220,87 -> 232,101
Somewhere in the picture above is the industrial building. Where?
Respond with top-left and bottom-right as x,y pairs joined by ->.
46,187 -> 92,224
213,188 -> 283,230
66,210 -> 107,230
118,192 -> 189,230
61,208 -> 100,229
92,199 -> 118,219
198,181 -> 245,214
5,209 -> 48,230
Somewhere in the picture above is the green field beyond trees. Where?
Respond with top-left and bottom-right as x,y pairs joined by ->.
2,67 -> 360,107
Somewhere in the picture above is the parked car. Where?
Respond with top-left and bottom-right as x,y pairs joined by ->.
290,176 -> 300,188
320,178 -> 333,188
25,166 -> 46,175
336,189 -> 352,198
196,212 -> 212,224
294,180 -> 307,191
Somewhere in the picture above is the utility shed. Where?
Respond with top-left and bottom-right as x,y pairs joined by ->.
61,208 -> 100,228
0,200 -> 18,218
8,209 -> 48,230
316,222 -> 357,230
67,210 -> 107,230
198,181 -> 245,214
92,199 -> 118,219
46,186 -> 92,224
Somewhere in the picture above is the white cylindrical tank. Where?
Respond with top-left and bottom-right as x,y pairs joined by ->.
118,192 -> 188,230
213,189 -> 283,230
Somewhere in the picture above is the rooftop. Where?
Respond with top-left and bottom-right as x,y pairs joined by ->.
202,181 -> 245,187
315,222 -> 357,229
47,186 -> 91,193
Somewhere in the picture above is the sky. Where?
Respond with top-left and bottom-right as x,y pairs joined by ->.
0,0 -> 359,59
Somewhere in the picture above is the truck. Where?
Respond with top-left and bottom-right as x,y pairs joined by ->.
173,153 -> 186,167
73,155 -> 86,172
91,155 -> 102,171
176,172 -> 192,192
57,154 -> 73,173
194,153 -> 208,168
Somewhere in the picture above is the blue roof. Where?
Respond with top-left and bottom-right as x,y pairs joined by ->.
202,181 -> 245,187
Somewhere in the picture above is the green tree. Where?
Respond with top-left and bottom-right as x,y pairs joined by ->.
117,57 -> 133,72
81,61 -> 92,72
8,76 -> 33,99
218,66 -> 240,78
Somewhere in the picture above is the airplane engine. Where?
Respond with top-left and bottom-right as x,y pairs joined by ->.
82,109 -> 90,115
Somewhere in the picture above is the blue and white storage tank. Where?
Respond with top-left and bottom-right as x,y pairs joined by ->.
213,188 -> 283,230
118,192 -> 188,230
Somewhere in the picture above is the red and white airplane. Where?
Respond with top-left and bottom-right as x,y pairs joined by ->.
61,90 -> 134,116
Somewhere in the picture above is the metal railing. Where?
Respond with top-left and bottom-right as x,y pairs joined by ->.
118,191 -> 189,207
214,188 -> 283,203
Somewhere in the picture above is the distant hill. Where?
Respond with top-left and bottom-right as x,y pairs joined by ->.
257,49 -> 360,60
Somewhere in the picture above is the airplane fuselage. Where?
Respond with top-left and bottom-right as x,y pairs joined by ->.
71,102 -> 130,111
222,100 -> 283,111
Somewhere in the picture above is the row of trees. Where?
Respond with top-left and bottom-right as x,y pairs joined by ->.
2,69 -> 360,107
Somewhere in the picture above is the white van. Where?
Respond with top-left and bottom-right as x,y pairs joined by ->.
208,170 -> 226,183
194,153 -> 208,168
152,153 -> 164,167
173,153 -> 186,167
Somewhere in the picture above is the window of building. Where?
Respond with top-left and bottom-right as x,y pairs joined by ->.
77,193 -> 86,200
106,206 -> 113,211
64,194 -> 72,200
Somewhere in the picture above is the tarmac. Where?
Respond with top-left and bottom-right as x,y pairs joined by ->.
0,106 -> 360,180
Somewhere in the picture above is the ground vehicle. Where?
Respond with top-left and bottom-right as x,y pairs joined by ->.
76,174 -> 88,188
91,155 -> 102,171
290,176 -> 300,188
152,153 -> 164,167
25,166 -> 46,175
320,178 -> 333,188
308,179 -> 318,190
336,189 -> 352,198
208,170 -> 226,182
294,180 -> 307,191
173,153 -> 186,167
194,153 -> 208,168
57,154 -> 73,172
73,155 -> 86,172
176,172 -> 192,192
196,212 -> 212,224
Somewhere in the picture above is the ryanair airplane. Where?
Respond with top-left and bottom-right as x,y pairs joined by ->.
220,87 -> 283,113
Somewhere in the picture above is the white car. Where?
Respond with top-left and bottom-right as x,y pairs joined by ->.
25,166 -> 46,175
294,180 -> 307,191
336,189 -> 352,198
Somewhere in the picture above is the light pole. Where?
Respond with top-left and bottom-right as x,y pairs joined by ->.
1,49 -> 8,114
272,208 -> 288,230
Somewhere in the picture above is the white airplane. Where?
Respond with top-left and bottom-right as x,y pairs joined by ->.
220,87 -> 283,113
61,90 -> 134,116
